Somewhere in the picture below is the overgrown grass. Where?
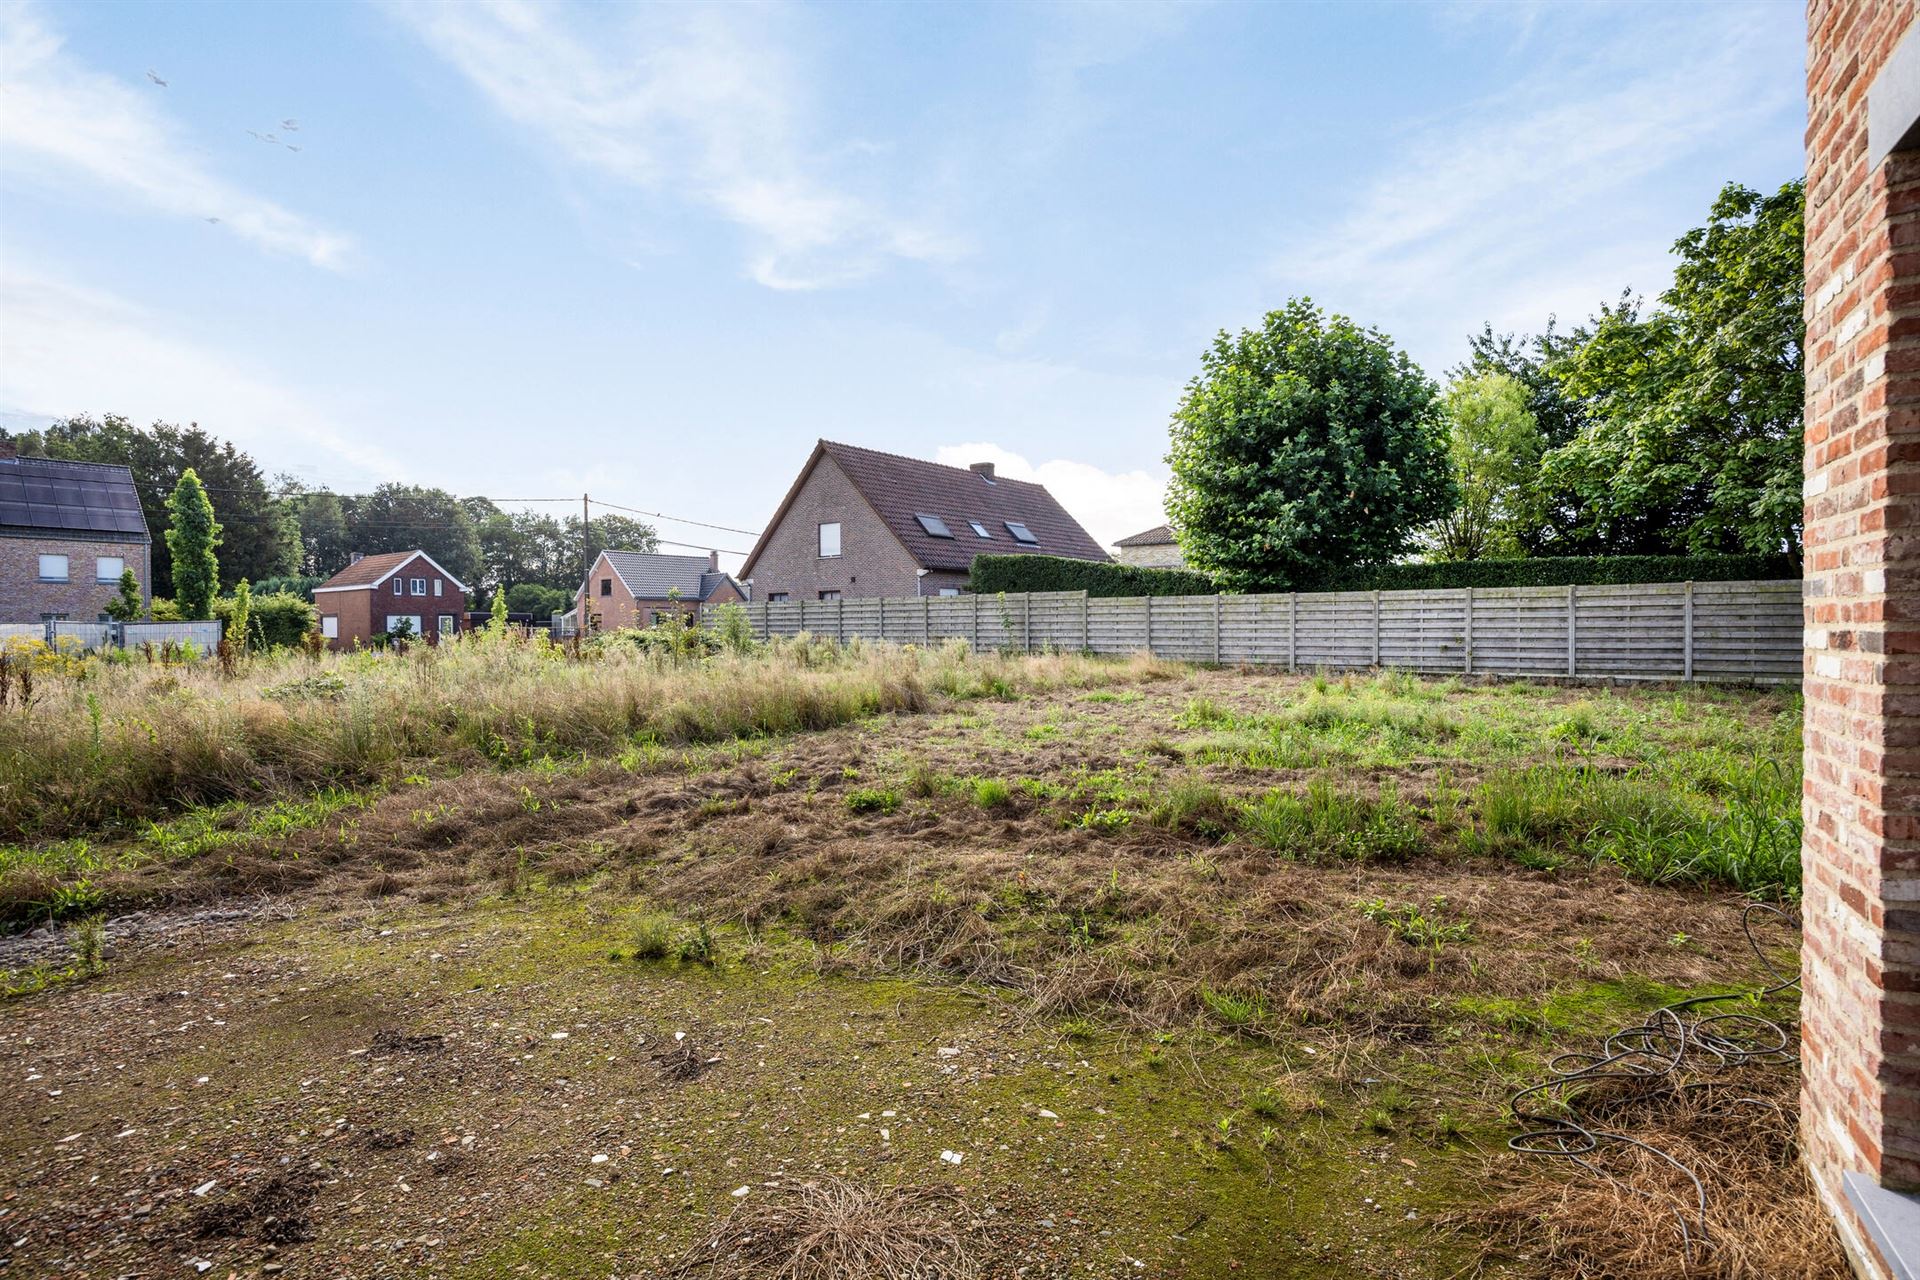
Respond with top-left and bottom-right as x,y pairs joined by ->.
0,634 -> 1172,841
1240,780 -> 1421,863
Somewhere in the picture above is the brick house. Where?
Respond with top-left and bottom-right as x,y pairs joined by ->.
1800,3 -> 1920,1275
1113,524 -> 1185,569
0,440 -> 152,622
739,440 -> 1108,601
574,549 -> 746,633
312,550 -> 470,650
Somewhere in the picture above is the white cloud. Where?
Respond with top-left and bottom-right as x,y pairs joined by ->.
1267,6 -> 1799,371
0,2 -> 353,269
394,0 -> 960,290
0,267 -> 403,484
933,442 -> 1165,551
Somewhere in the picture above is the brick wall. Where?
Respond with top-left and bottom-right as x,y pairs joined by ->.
745,453 -> 927,600
316,554 -> 466,649
1802,2 -> 1920,1275
1116,543 -> 1186,569
0,534 -> 151,621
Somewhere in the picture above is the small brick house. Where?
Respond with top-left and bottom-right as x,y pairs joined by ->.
575,549 -> 746,634
312,550 -> 470,650
0,440 -> 152,622
739,440 -> 1109,601
1801,3 -> 1920,1275
1113,524 -> 1185,569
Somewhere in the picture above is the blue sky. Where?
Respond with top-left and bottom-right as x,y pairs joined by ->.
0,0 -> 1805,564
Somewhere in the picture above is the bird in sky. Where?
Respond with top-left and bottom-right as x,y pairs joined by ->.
281,118 -> 299,131
204,216 -> 221,224
146,70 -> 167,87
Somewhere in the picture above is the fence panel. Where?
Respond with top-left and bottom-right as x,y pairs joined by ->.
49,622 -> 113,652
0,622 -> 43,645
725,579 -> 1801,684
120,621 -> 223,654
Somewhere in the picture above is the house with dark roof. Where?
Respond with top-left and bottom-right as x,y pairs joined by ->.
738,441 -> 1109,602
1113,523 -> 1185,569
312,549 -> 471,649
0,439 -> 152,622
575,550 -> 746,634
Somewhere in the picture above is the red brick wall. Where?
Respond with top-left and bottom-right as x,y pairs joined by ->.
1802,3 -> 1920,1274
317,554 -> 466,649
0,535 -> 151,621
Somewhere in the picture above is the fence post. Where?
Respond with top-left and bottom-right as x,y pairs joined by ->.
1213,594 -> 1223,665
1023,593 -> 1032,653
1144,596 -> 1154,656
1463,587 -> 1474,675
972,593 -> 982,649
1287,593 -> 1297,672
1372,589 -> 1382,668
922,596 -> 931,644
1683,581 -> 1695,681
1081,591 -> 1091,653
1566,584 -> 1577,677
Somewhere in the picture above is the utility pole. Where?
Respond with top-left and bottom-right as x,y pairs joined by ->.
581,493 -> 591,634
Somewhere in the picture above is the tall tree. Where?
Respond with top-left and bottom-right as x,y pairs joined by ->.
1165,299 -> 1455,592
284,486 -> 353,577
165,469 -> 222,620
341,484 -> 484,586
5,416 -> 295,594
1429,373 -> 1543,562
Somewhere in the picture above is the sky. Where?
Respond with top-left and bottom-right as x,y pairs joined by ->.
0,0 -> 1806,568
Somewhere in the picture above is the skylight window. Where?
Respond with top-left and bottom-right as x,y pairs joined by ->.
1004,521 -> 1038,545
967,520 -> 991,538
915,513 -> 955,538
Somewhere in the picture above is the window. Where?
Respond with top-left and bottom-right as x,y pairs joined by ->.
433,579 -> 443,597
914,513 -> 954,538
95,556 -> 125,583
938,588 -> 961,597
767,592 -> 790,603
437,614 -> 457,636
600,578 -> 613,597
1004,521 -> 1038,545
818,522 -> 841,557
409,577 -> 427,596
385,614 -> 422,635
37,554 -> 69,581
321,616 -> 339,639
393,579 -> 404,596
967,521 -> 991,539
819,590 -> 841,601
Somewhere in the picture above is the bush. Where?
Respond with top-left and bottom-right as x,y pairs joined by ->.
969,551 -> 1793,598
970,554 -> 1217,598
252,576 -> 324,601
506,583 -> 571,618
213,591 -> 317,650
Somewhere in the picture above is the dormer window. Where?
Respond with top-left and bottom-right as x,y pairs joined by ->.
915,514 -> 955,538
1004,521 -> 1038,545
967,521 -> 991,538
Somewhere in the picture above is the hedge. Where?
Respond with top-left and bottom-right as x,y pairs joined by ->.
968,552 -> 1795,599
251,575 -> 324,601
969,554 -> 1217,598
213,591 -> 318,650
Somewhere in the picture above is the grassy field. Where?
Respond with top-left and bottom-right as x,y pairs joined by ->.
0,636 -> 1833,1278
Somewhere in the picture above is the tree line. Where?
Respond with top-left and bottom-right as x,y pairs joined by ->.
1167,179 -> 1803,591
0,418 -> 657,616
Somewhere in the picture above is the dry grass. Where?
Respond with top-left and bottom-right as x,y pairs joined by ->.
0,633 -> 1172,840
1471,1070 -> 1840,1278
673,1178 -> 981,1280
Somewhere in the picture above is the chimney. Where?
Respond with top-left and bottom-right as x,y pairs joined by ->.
970,461 -> 995,480
349,551 -> 364,565
708,550 -> 720,573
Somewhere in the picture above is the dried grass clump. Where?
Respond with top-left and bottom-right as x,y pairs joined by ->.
676,1178 -> 981,1280
1472,1070 -> 1843,1279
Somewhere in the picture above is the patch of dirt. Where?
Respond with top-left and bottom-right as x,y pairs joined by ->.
188,1169 -> 318,1245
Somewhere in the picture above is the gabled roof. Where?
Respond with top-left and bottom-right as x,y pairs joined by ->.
740,440 -> 1109,578
314,549 -> 469,594
1115,524 -> 1176,548
590,550 -> 742,602
0,453 -> 149,540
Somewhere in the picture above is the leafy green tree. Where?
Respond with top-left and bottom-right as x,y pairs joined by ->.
505,582 -> 570,618
1429,373 -> 1543,562
489,587 -> 509,638
103,568 -> 144,622
341,484 -> 484,585
1165,299 -> 1455,591
165,469 -> 222,620
5,416 -> 293,594
226,580 -> 254,653
284,487 -> 353,577
1509,180 -> 1804,556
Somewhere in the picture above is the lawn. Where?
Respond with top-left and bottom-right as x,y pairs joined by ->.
0,636 -> 1834,1278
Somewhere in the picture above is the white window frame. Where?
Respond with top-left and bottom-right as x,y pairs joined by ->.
433,579 -> 443,597
38,554 -> 69,582
437,613 -> 457,636
818,522 -> 841,558
95,555 -> 126,583
385,614 -> 423,635
967,521 -> 991,539
393,579 -> 404,596
321,616 -> 339,639
409,577 -> 427,596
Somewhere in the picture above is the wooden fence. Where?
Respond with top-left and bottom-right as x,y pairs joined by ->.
710,579 -> 1802,684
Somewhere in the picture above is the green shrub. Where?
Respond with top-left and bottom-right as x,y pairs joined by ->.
1297,553 -> 1795,593
214,590 -> 317,651
630,913 -> 676,960
845,787 -> 902,815
970,777 -> 1013,809
251,576 -> 324,601
1241,780 -> 1420,862
969,554 -> 1217,598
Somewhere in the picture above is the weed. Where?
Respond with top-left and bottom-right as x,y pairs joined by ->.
845,787 -> 902,815
1147,779 -> 1234,839
1199,985 -> 1265,1031
630,913 -> 676,961
71,912 -> 105,975
1357,896 -> 1473,948
677,920 -> 719,967
1072,806 -> 1132,833
1240,780 -> 1420,862
970,777 -> 1014,809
